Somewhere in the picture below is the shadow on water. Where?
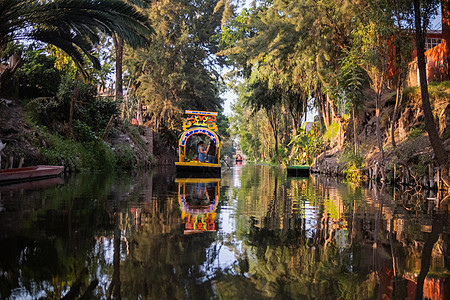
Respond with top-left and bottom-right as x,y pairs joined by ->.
0,164 -> 448,299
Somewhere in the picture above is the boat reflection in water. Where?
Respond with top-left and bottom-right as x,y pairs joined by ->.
176,178 -> 220,234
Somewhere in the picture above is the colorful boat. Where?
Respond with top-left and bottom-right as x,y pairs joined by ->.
175,110 -> 221,178
0,165 -> 64,184
235,150 -> 243,164
286,165 -> 310,177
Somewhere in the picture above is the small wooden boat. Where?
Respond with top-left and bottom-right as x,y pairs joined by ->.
175,110 -> 221,178
0,165 -> 64,184
286,165 -> 310,177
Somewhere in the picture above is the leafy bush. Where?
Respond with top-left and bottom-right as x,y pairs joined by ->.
323,122 -> 340,141
57,73 -> 97,103
287,125 -> 323,165
82,141 -> 116,171
338,144 -> 366,182
25,97 -> 67,128
15,45 -> 63,98
37,128 -> 116,171
25,75 -> 118,137
408,126 -> 424,139
114,144 -> 137,170
73,120 -> 97,142
77,96 -> 117,132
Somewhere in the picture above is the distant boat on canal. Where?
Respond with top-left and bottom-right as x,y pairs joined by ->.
235,150 -> 243,164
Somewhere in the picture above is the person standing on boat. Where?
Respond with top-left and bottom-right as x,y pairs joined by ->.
206,140 -> 216,163
198,141 -> 206,162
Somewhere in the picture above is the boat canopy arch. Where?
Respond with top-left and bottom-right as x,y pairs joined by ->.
179,127 -> 220,147
178,127 -> 220,162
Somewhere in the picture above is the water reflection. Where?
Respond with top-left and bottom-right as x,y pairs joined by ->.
177,178 -> 220,234
0,164 -> 448,299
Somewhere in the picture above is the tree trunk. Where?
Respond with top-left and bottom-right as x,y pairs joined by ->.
391,75 -> 403,148
314,88 -> 328,131
113,34 -> 124,118
442,0 -> 450,80
0,53 -> 21,96
267,107 -> 279,162
282,105 -> 289,148
414,0 -> 449,167
69,70 -> 80,137
326,93 -> 333,127
353,108 -> 358,155
375,90 -> 385,160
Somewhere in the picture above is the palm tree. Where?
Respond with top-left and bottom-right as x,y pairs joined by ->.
0,0 -> 154,92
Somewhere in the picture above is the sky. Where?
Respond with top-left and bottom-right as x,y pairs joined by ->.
221,90 -> 235,116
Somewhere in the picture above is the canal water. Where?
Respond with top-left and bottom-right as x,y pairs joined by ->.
0,164 -> 448,299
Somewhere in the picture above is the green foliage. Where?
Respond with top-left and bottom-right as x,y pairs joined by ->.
73,120 -> 97,142
229,94 -> 265,161
57,73 -> 97,104
25,96 -> 67,127
323,122 -> 340,142
124,0 -> 224,146
337,53 -> 368,111
76,96 -> 117,133
0,0 -> 154,82
338,144 -> 366,182
287,126 -> 323,165
25,112 -> 148,171
38,128 -> 115,171
114,144 -> 137,170
15,45 -> 63,98
83,141 -> 117,171
408,126 -> 425,139
25,73 -> 118,139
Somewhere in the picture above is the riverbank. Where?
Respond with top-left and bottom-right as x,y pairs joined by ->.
311,84 -> 450,191
1,82 -> 450,189
0,98 -> 163,171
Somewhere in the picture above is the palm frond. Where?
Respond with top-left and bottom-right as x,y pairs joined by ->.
1,0 -> 155,67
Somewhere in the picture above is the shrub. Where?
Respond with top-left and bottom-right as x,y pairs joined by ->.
323,122 -> 340,141
114,144 -> 137,170
15,45 -> 63,98
287,126 -> 323,165
25,96 -> 67,129
408,126 -> 424,139
338,144 -> 366,182
38,128 -> 116,171
73,120 -> 97,142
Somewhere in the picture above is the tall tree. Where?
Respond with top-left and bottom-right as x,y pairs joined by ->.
388,0 -> 414,149
413,0 -> 449,167
350,1 -> 399,161
113,0 -> 152,118
245,79 -> 282,162
125,0 -> 225,137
